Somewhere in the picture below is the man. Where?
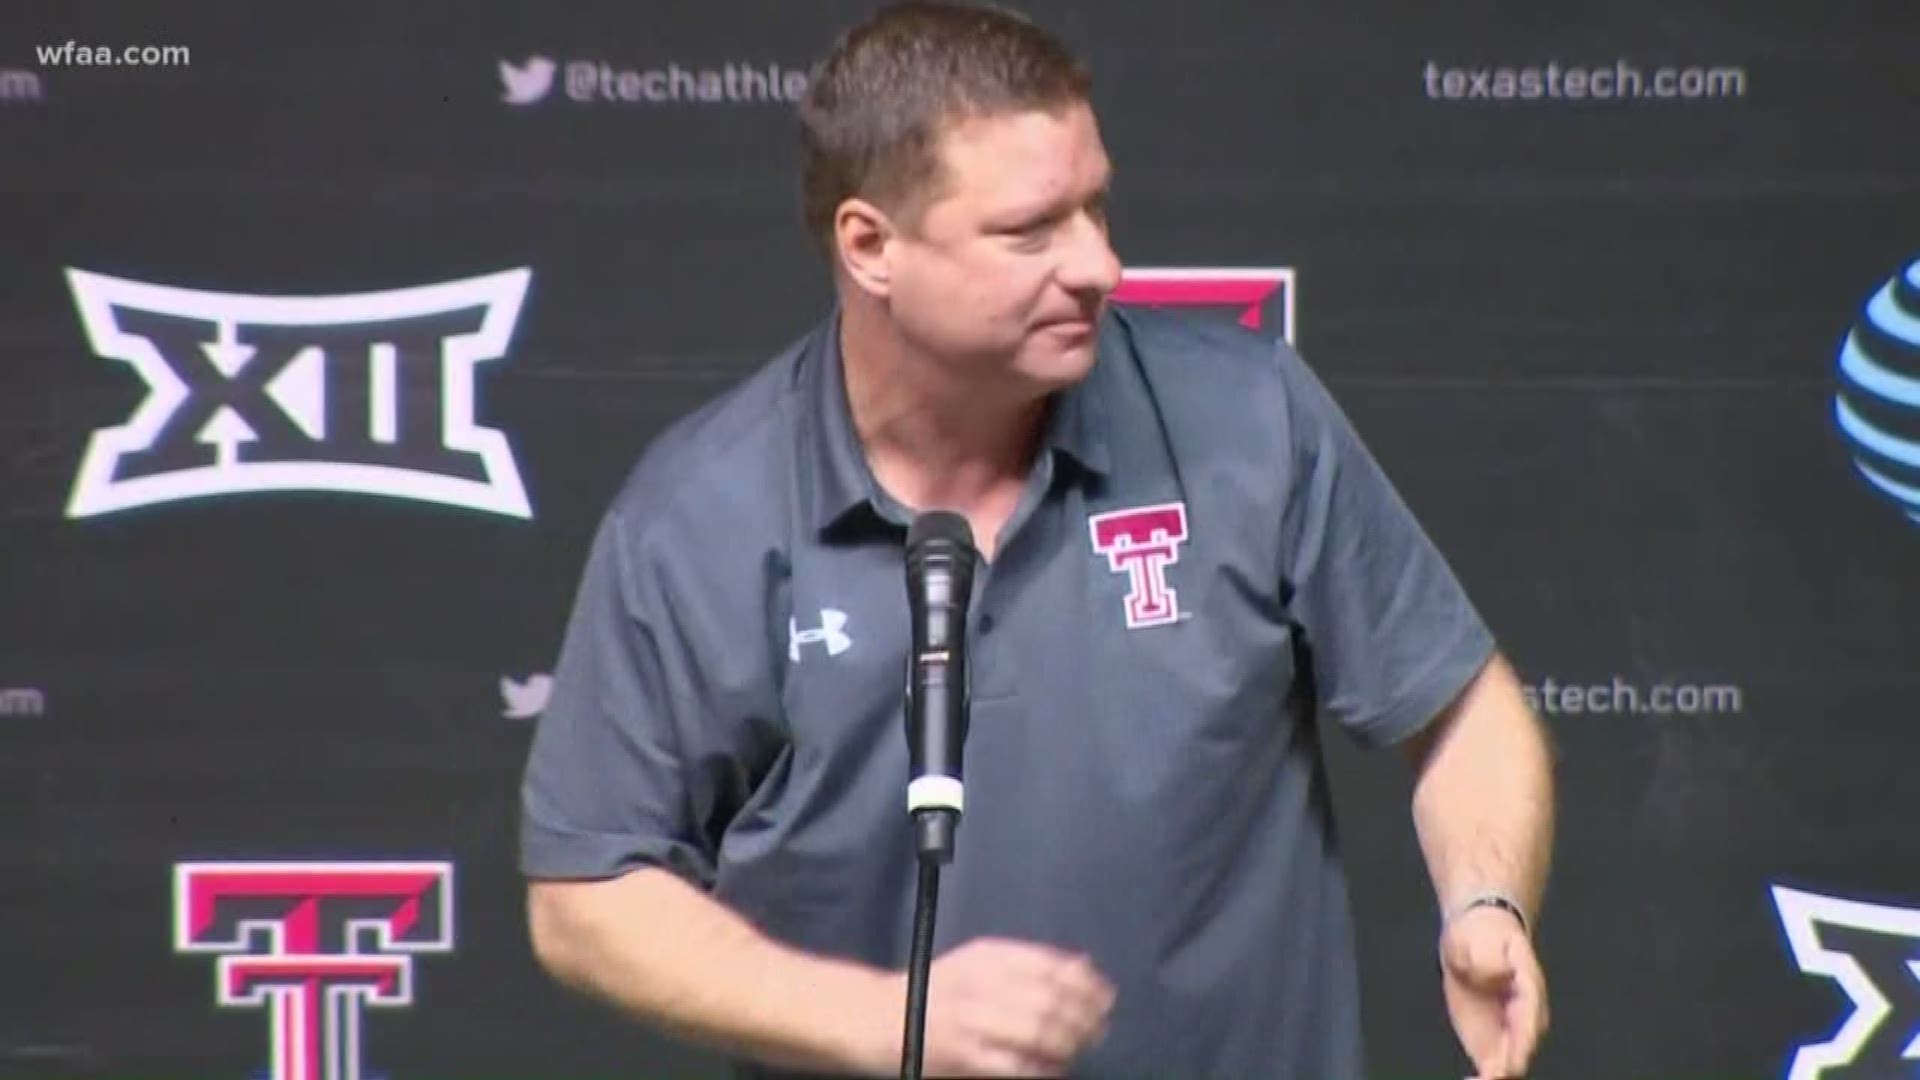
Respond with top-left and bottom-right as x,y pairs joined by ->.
519,3 -> 1555,1078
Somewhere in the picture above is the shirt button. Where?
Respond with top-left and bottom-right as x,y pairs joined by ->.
980,614 -> 996,634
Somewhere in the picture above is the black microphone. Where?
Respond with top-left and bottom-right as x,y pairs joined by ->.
904,510 -> 978,864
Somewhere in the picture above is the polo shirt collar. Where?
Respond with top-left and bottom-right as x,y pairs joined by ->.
802,308 -> 1114,537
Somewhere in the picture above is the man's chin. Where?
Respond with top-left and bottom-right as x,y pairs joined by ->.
1015,345 -> 1097,392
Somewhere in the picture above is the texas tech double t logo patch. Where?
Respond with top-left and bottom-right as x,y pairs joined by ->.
1089,501 -> 1189,628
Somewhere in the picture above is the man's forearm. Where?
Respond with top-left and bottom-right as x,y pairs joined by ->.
529,868 -> 899,1075
1406,653 -> 1556,923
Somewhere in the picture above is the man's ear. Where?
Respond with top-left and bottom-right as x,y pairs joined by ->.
835,197 -> 895,299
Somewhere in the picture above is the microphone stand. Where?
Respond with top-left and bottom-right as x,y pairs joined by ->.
902,808 -> 957,1080
900,839 -> 944,1080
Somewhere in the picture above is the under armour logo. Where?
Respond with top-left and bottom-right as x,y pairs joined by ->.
789,608 -> 852,661
1089,501 -> 1190,628
1773,884 -> 1920,1079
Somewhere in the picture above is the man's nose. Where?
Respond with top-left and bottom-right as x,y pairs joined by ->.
1057,212 -> 1122,300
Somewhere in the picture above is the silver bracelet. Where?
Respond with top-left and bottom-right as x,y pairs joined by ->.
1446,891 -> 1531,938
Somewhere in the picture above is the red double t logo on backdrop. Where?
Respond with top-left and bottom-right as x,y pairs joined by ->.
1111,267 -> 1295,342
174,862 -> 455,1080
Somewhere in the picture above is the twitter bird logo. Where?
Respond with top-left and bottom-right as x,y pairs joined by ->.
499,57 -> 556,105
501,673 -> 553,719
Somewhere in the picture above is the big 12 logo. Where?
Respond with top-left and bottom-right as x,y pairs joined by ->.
1774,884 -> 1920,1079
65,269 -> 532,519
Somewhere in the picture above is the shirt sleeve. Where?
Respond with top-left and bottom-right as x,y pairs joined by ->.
1273,343 -> 1496,748
518,508 -> 730,886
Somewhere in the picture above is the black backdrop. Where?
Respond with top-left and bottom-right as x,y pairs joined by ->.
4,2 -> 1919,1078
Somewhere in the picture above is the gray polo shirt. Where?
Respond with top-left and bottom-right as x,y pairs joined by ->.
520,305 -> 1495,1080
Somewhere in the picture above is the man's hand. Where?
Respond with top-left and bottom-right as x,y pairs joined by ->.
1439,907 -> 1548,1079
903,937 -> 1115,1077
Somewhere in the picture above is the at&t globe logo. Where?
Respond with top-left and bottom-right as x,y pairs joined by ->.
1834,256 -> 1920,525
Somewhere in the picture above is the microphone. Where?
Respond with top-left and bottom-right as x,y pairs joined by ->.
904,510 -> 978,864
